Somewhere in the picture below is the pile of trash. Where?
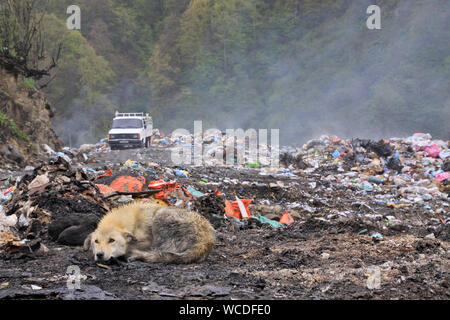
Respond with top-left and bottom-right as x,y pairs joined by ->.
294,133 -> 449,198
0,157 -> 112,257
88,156 -> 298,230
164,132 -> 448,236
1,132 -> 449,258
151,129 -> 278,167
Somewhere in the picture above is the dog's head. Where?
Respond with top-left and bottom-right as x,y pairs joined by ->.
83,225 -> 136,261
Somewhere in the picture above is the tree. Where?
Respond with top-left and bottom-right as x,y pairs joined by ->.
0,0 -> 61,80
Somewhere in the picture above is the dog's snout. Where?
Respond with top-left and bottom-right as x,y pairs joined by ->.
96,252 -> 104,260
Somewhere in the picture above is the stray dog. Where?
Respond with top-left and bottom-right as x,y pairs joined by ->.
83,202 -> 215,264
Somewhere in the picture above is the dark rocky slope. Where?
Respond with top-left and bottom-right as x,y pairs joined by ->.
0,66 -> 62,167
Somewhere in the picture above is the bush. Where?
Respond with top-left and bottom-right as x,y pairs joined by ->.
0,111 -> 30,141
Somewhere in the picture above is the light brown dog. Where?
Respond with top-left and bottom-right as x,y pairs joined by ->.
83,201 -> 215,264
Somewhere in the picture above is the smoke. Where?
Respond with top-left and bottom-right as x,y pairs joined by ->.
52,0 -> 450,147
52,85 -> 121,147
52,76 -> 154,147
268,0 -> 449,144
161,0 -> 449,146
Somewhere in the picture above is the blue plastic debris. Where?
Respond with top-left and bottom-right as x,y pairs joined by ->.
369,176 -> 385,184
359,181 -> 374,191
173,169 -> 188,178
356,154 -> 365,163
186,186 -> 204,197
371,233 -> 383,239
145,168 -> 157,175
258,215 -> 285,228
332,149 -> 341,159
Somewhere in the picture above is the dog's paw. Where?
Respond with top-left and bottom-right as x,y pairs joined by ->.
126,255 -> 137,263
126,250 -> 142,262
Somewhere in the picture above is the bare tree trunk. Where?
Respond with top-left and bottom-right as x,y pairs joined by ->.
0,0 -> 61,80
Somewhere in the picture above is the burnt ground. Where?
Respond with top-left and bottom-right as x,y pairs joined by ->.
0,146 -> 449,300
0,223 -> 448,300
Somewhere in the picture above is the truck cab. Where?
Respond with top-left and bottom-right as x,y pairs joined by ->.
108,112 -> 153,150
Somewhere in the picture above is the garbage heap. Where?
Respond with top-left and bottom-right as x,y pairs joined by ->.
152,129 -> 277,167
0,132 -> 449,257
90,133 -> 449,236
292,133 -> 449,198
0,157 -> 112,258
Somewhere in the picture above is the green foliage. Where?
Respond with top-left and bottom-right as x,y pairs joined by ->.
31,0 -> 449,145
23,78 -> 36,90
0,111 -> 30,141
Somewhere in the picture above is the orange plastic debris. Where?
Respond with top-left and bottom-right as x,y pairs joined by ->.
149,180 -> 181,203
182,186 -> 193,198
94,169 -> 113,181
224,199 -> 252,219
109,176 -> 146,193
280,212 -> 294,225
148,179 -> 166,189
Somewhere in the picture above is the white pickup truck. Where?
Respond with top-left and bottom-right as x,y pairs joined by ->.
107,112 -> 153,150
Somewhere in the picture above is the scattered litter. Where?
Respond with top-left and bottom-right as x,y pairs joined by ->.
0,131 -> 448,299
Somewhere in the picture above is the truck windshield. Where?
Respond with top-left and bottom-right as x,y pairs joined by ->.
112,119 -> 143,129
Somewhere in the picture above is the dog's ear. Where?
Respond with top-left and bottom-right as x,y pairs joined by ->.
124,232 -> 137,243
83,232 -> 93,251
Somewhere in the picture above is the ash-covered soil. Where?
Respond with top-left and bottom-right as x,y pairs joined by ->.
0,147 -> 449,300
0,222 -> 448,300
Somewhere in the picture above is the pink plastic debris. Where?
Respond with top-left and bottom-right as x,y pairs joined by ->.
424,144 -> 441,158
436,172 -> 450,182
417,144 -> 441,158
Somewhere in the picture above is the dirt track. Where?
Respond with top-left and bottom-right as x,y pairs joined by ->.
0,147 -> 449,300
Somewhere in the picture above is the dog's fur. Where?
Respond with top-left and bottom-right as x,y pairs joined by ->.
83,202 -> 215,264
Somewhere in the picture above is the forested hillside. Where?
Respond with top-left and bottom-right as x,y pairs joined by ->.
4,0 -> 449,146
